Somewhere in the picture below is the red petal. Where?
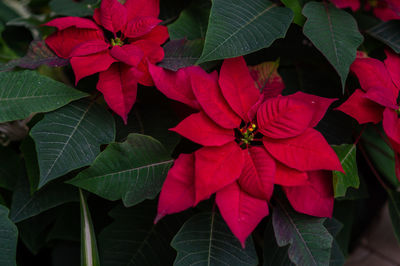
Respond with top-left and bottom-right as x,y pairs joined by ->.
97,64 -> 138,123
237,146 -> 275,200
110,44 -> 144,67
330,0 -> 360,11
216,182 -> 269,247
70,51 -> 116,84
194,142 -> 244,204
156,153 -> 195,222
132,40 -> 164,64
45,28 -> 104,58
135,25 -> 169,45
275,161 -> 308,186
263,128 -> 343,172
148,63 -> 199,109
351,57 -> 398,101
257,95 -> 314,139
44,17 -> 101,30
170,112 -> 235,146
288,92 -> 336,127
336,89 -> 384,124
283,171 -> 334,217
191,67 -> 241,129
384,49 -> 400,92
124,16 -> 161,38
124,0 -> 160,21
364,86 -> 398,109
374,1 -> 400,21
69,40 -> 109,57
97,0 -> 127,33
219,57 -> 260,121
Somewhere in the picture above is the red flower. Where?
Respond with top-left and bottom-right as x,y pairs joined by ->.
44,0 -> 168,123
151,57 -> 342,246
330,0 -> 400,21
337,50 -> 400,180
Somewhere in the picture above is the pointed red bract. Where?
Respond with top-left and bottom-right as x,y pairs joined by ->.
263,128 -> 343,172
97,0 -> 127,33
275,161 -> 308,186
191,67 -> 241,129
219,57 -> 260,121
216,182 -> 269,247
124,0 -> 160,20
194,142 -> 244,204
124,16 -> 162,38
109,44 -> 144,67
385,49 -> 400,91
69,40 -> 110,57
257,96 -> 315,139
283,171 -> 334,217
148,64 -> 200,109
97,64 -> 139,124
238,146 -> 275,200
170,112 -> 235,146
336,89 -> 384,124
156,153 -> 195,223
374,0 -> 400,21
136,25 -> 169,45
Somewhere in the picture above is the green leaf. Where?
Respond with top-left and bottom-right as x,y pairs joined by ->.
332,144 -> 360,198
31,100 -> 115,188
168,3 -> 210,40
0,205 -> 18,266
98,202 -> 187,266
272,199 -> 333,266
79,189 -> 100,266
20,136 -> 40,193
10,174 -> 79,223
367,20 -> 400,53
302,2 -> 363,89
387,189 -> 400,244
263,220 -> 294,266
361,126 -> 400,187
0,70 -> 88,123
172,212 -> 258,266
158,39 -> 204,71
47,203 -> 80,243
197,0 -> 293,63
324,219 -> 345,266
281,0 -> 306,26
49,0 -> 96,17
68,134 -> 173,207
0,146 -> 20,190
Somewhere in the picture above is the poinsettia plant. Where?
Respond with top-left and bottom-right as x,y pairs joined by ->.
0,0 -> 400,265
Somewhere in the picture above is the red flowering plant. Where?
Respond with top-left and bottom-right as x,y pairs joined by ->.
44,0 -> 168,122
150,57 -> 342,245
3,0 -> 400,264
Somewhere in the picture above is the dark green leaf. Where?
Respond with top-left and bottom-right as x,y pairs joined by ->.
0,70 -> 88,123
99,202 -> 186,266
281,0 -> 306,26
324,219 -> 345,266
10,174 -> 79,223
20,136 -> 40,193
361,126 -> 400,187
0,205 -> 18,266
31,100 -> 115,188
272,199 -> 333,266
0,41 -> 68,71
197,0 -> 293,63
79,189 -> 100,266
0,146 -> 20,190
168,3 -> 210,40
49,0 -> 96,17
172,212 -> 258,266
367,20 -> 400,53
263,220 -> 293,266
332,144 -> 360,198
387,189 -> 400,244
47,203 -> 80,243
158,39 -> 204,71
68,134 -> 173,207
303,2 -> 363,88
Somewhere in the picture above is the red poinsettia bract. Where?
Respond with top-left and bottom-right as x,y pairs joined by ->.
44,0 -> 168,122
150,57 -> 342,246
337,50 -> 400,180
330,0 -> 400,21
